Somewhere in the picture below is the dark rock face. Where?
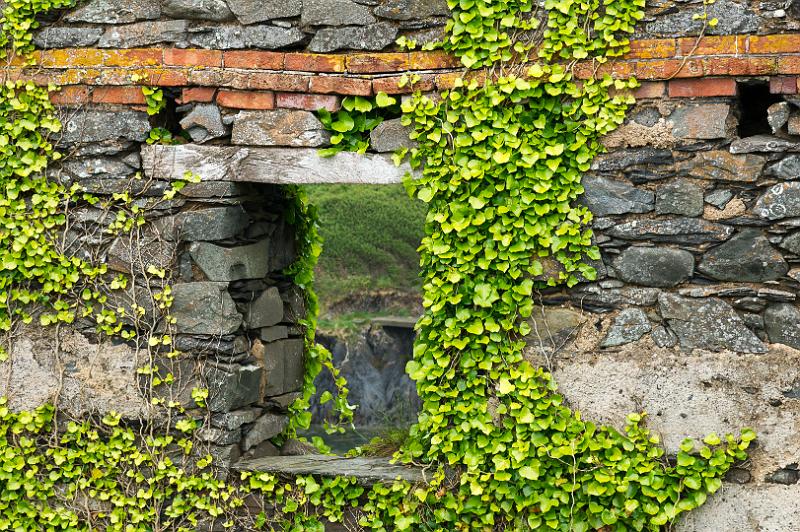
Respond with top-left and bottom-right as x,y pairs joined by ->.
768,155 -> 800,180
171,282 -> 243,335
656,179 -> 704,216
669,104 -> 731,140
601,308 -> 652,347
764,304 -> 800,349
755,182 -> 800,220
581,176 -> 654,216
612,247 -> 694,288
645,0 -> 758,36
228,0 -> 302,24
308,22 -> 398,52
162,0 -> 235,20
607,217 -> 734,244
698,230 -> 789,282
730,135 -> 800,154
658,294 -> 767,353
682,151 -> 766,183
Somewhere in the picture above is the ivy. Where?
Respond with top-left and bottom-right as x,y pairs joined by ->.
316,93 -> 400,157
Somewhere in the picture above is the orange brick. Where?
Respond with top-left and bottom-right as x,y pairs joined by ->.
750,34 -> 800,54
217,90 -> 275,109
676,35 -> 746,57
435,70 -> 486,90
50,85 -> 91,105
632,81 -> 666,99
285,53 -> 346,73
105,48 -> 162,67
40,48 -> 106,67
309,76 -> 373,96
179,87 -> 217,103
626,38 -> 676,59
668,78 -> 737,98
247,72 -> 309,92
703,56 -> 778,76
92,86 -> 147,105
373,74 -> 436,94
770,76 -> 799,94
147,69 -> 189,87
779,56 -> 800,75
630,58 -> 703,79
164,48 -> 222,67
408,51 -> 461,70
347,52 -> 409,73
276,92 -> 341,112
224,50 -> 284,69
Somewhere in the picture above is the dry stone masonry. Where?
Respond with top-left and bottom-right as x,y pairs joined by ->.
4,0 -> 800,529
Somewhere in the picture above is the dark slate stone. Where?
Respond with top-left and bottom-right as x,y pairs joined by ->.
768,102 -> 792,133
174,335 -> 248,356
655,179 -> 704,217
580,176 -> 654,216
34,27 -> 103,48
242,413 -> 288,450
590,147 -> 673,172
754,182 -> 800,220
768,154 -> 800,180
196,427 -> 242,445
302,0 -> 376,26
59,110 -> 150,146
188,25 -> 306,49
612,246 -> 694,288
569,285 -> 660,309
658,294 -> 767,353
205,363 -> 262,412
190,240 -> 271,281
65,0 -> 160,23
263,339 -> 305,397
698,229 -> 789,282
681,150 -> 766,183
246,287 -> 285,329
730,135 -> 800,154
98,20 -> 189,48
374,0 -> 450,20
765,469 -> 800,485
161,0 -> 235,21
228,0 -> 302,24
651,325 -> 678,348
171,283 -> 242,335
705,189 -> 734,209
179,103 -> 227,143
780,232 -> 800,255
601,308 -> 652,347
607,217 -> 734,244
308,22 -> 397,52
764,304 -> 800,349
177,206 -> 250,241
59,156 -> 138,180
212,408 -> 261,430
644,0 -> 758,36
670,104 -> 730,140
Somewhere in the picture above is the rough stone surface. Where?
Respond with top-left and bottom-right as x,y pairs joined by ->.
65,0 -> 160,23
302,0 -> 376,26
789,113 -> 800,136
242,413 -> 288,450
607,217 -> 734,244
205,364 -> 262,412
768,102 -> 792,133
98,20 -> 189,47
591,147 -> 673,172
601,308 -> 652,347
232,110 -> 330,147
228,0 -> 302,24
682,151 -> 766,183
161,0 -> 234,21
754,182 -> 800,220
374,0 -> 450,20
650,325 -> 677,348
730,135 -> 800,154
188,25 -> 306,49
780,232 -> 800,255
246,287 -> 284,329
764,304 -> 800,349
261,339 -> 304,397
705,189 -> 734,209
34,27 -> 103,47
656,179 -> 704,216
176,206 -> 250,241
308,22 -> 397,53
658,294 -> 766,353
180,104 -> 228,143
260,326 -> 289,342
60,110 -> 150,145
581,176 -> 654,216
212,408 -> 261,430
171,283 -> 242,335
768,154 -> 800,180
190,240 -> 271,281
612,246 -> 694,288
369,118 -> 415,153
669,104 -> 731,140
645,0 -> 759,36
699,229 -> 789,282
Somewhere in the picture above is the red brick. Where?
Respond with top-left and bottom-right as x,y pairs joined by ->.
50,85 -> 91,105
668,78 -> 737,98
105,48 -> 163,67
247,72 -> 309,92
217,90 -> 275,109
309,76 -> 373,96
224,50 -> 284,70
632,58 -> 704,79
285,53 -> 346,73
347,52 -> 409,73
164,48 -> 222,67
147,69 -> 189,87
373,74 -> 436,94
92,86 -> 147,105
778,56 -> 800,75
276,92 -> 341,112
626,38 -> 676,59
179,87 -> 217,103
750,34 -> 800,54
770,76 -> 799,95
703,56 -> 778,76
632,81 -> 666,99
676,35 -> 746,57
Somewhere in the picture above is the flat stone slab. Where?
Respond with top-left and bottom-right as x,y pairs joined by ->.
371,316 -> 418,329
233,455 -> 425,485
141,145 -> 412,184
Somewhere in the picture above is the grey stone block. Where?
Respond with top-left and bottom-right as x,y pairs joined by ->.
656,179 -> 704,217
581,176 -> 654,216
242,413 -> 288,450
177,206 -> 250,242
228,0 -> 302,24
601,308 -> 652,348
699,229 -> 789,282
302,0 -> 376,26
308,22 -> 397,53
171,283 -> 242,335
246,287 -> 285,329
764,304 -> 800,349
612,247 -> 694,288
60,110 -> 150,146
232,110 -> 329,147
65,0 -> 160,23
161,0 -> 235,21
755,182 -> 800,220
670,104 -> 731,140
205,363 -> 262,412
190,240 -> 271,281
264,339 -> 305,397
98,20 -> 189,48
607,217 -> 734,244
369,118 -> 415,153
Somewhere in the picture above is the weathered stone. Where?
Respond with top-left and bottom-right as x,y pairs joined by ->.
180,181 -> 249,198
161,0 -> 235,21
34,27 -> 103,48
645,0 -> 759,36
246,287 -> 284,329
699,229 -> 789,282
188,25 -> 306,49
765,469 -> 800,485
724,468 -> 752,485
730,135 -> 800,154
212,408 -> 261,430
658,294 -> 766,353
263,339 -> 305,397
244,25 -> 306,48
569,285 -> 660,309
528,308 -> 585,342
768,102 -> 792,133
190,240 -> 270,281
780,232 -> 800,254
789,114 -> 800,136
612,246 -> 694,288
374,0 -> 450,19
176,206 -> 250,241
60,110 -> 150,145
682,150 -> 766,183
308,22 -> 397,53
607,217 -> 734,244
302,0 -> 376,26
705,189 -> 734,209
180,104 -> 228,143
173,335 -> 249,356
107,235 -> 175,273
601,308 -> 652,348
651,325 -> 678,348
369,118 -> 415,153
171,283 -> 242,335
580,176 -> 654,216
591,147 -> 673,172
754,182 -> 800,220
232,110 -> 329,147
260,326 -> 290,342
196,427 -> 242,445
228,0 -> 302,24
142,145 -> 412,184
764,304 -> 800,349
65,0 -> 160,23
656,179 -> 704,216
205,363 -> 262,412
242,440 -> 281,461
98,20 -> 189,48
59,156 -> 138,180
242,413 -> 288,450
767,154 -> 800,180
669,104 -> 731,140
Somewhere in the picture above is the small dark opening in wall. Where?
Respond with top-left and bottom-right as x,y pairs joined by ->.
737,80 -> 783,137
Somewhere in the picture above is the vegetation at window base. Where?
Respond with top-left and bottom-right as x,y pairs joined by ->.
0,0 -> 757,531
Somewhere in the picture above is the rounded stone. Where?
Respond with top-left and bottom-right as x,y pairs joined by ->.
612,246 -> 695,288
